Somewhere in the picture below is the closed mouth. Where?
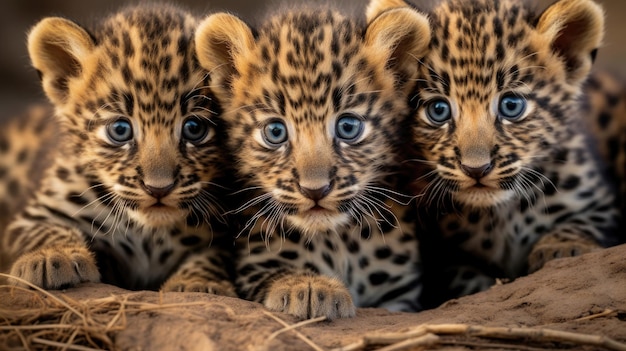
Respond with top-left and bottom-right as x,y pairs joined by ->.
303,204 -> 333,215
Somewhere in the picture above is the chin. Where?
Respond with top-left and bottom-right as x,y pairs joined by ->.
287,211 -> 351,236
453,187 -> 516,208
128,206 -> 188,228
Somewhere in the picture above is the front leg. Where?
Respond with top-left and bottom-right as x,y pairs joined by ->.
6,221 -> 100,289
161,246 -> 237,297
263,271 -> 355,320
237,239 -> 355,320
9,245 -> 100,289
528,225 -> 603,273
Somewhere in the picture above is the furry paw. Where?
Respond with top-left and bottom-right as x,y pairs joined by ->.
8,246 -> 100,289
161,276 -> 237,297
528,233 -> 601,273
264,274 -> 355,320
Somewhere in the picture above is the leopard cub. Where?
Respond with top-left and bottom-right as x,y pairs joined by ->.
367,0 -> 622,307
195,7 -> 430,319
3,4 -> 235,295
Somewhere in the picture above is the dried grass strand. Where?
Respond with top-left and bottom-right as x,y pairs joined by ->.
0,273 -> 83,318
335,323 -> 626,351
376,333 -> 440,351
31,337 -> 103,351
267,315 -> 327,341
441,339 -> 554,351
574,309 -> 616,321
263,311 -> 327,351
0,275 -> 131,350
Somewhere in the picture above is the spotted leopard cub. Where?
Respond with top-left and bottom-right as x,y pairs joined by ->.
3,5 -> 236,295
195,8 -> 430,319
368,0 -> 621,305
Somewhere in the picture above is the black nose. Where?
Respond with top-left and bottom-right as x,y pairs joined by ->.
460,162 -> 493,180
300,184 -> 332,201
142,183 -> 175,200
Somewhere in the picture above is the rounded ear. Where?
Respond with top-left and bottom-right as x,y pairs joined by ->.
537,0 -> 604,84
366,0 -> 411,23
364,7 -> 430,77
28,17 -> 95,105
194,13 -> 255,101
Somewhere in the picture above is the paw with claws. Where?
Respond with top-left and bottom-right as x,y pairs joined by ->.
161,275 -> 237,297
9,246 -> 100,289
264,274 -> 356,320
528,233 -> 601,273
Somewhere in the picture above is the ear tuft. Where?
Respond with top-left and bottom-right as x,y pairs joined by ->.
537,0 -> 604,83
194,13 -> 255,102
366,0 -> 411,23
28,17 -> 94,104
365,7 -> 430,79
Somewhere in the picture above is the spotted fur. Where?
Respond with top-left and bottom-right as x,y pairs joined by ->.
368,0 -> 621,307
582,70 -> 626,224
2,4 -> 236,295
195,7 -> 430,319
0,105 -> 58,272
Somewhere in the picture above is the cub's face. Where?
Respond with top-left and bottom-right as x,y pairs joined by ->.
227,13 -> 406,234
29,6 -> 226,228
365,0 -> 603,208
195,9 -> 430,236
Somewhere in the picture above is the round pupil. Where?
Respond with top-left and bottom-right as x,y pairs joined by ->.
270,126 -> 283,138
337,117 -> 362,139
265,122 -> 287,144
114,123 -> 128,136
505,100 -> 517,110
428,100 -> 451,122
500,95 -> 525,118
433,103 -> 447,115
184,118 -> 206,140
108,120 -> 132,142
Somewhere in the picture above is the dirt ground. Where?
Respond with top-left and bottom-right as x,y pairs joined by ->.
1,243 -> 625,351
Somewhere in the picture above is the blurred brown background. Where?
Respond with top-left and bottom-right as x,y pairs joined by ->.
1,0 -> 624,119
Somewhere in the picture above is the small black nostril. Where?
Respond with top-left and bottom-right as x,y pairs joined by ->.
300,183 -> 332,202
142,183 -> 175,200
460,162 -> 494,180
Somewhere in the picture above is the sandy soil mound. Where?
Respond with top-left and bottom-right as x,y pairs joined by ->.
1,244 -> 625,351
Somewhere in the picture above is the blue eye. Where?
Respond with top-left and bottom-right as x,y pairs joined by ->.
426,99 -> 452,124
106,119 -> 133,143
182,117 -> 210,144
263,120 -> 288,146
499,94 -> 526,120
336,113 -> 364,142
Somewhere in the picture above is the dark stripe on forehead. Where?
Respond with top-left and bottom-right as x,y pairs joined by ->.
332,87 -> 343,113
180,93 -> 190,116
124,93 -> 134,116
123,32 -> 134,57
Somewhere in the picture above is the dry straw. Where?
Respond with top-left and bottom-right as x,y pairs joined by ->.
1,272 -> 625,351
0,273 -> 206,351
259,310 -> 626,351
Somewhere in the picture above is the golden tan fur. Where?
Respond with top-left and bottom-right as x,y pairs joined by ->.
3,5 -> 236,295
195,7 -> 429,319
